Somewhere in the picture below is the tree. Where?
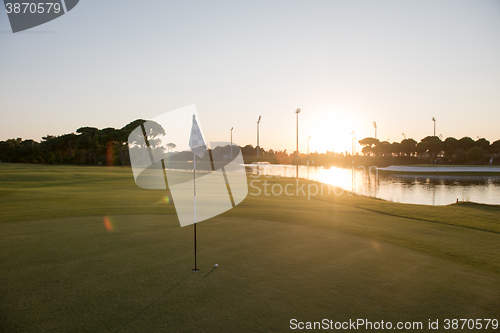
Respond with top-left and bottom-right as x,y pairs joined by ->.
59,133 -> 78,161
166,143 -> 177,153
400,138 -> 417,157
40,135 -> 59,163
443,137 -> 458,158
241,144 -> 255,156
466,146 -> 485,165
475,138 -> 490,152
492,140 -> 500,153
373,141 -> 391,157
453,149 -> 467,164
458,137 -> 475,151
391,142 -> 401,156
422,136 -> 443,154
358,137 -> 379,156
76,127 -> 99,165
119,119 -> 147,166
126,121 -> 162,166
418,136 -> 443,162
99,127 -> 120,166
275,150 -> 292,164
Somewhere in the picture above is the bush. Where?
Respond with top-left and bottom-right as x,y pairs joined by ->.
452,149 -> 466,164
466,146 -> 485,165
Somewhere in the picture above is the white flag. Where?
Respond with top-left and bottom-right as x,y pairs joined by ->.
189,114 -> 207,158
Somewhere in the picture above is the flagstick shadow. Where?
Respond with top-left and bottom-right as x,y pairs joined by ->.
202,267 -> 217,279
114,272 -> 192,332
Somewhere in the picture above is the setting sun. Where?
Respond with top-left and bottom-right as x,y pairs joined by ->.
306,109 -> 361,155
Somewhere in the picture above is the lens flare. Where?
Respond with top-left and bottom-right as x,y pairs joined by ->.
106,144 -> 114,166
103,216 -> 114,232
164,196 -> 171,205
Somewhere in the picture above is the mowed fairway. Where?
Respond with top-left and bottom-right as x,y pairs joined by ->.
0,164 -> 499,332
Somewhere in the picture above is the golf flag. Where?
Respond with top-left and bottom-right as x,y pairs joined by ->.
128,105 -> 248,227
188,114 -> 206,272
189,115 -> 207,158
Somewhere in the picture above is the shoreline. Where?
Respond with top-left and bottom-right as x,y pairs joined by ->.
377,165 -> 500,174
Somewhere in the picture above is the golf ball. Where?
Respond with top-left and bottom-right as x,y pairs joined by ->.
215,264 -> 218,268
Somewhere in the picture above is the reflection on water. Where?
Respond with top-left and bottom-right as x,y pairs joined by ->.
248,164 -> 500,206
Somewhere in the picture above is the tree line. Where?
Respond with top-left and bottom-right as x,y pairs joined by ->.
240,135 -> 500,166
357,136 -> 500,165
0,120 -> 146,165
1,119 -> 499,167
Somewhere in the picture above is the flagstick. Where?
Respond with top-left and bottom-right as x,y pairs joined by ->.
192,153 -> 199,272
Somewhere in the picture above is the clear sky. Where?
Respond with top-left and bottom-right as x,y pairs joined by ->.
1,0 -> 499,154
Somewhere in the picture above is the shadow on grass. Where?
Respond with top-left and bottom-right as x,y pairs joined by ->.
114,272 -> 193,332
202,267 -> 217,279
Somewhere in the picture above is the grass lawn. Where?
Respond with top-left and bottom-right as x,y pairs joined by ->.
0,163 -> 499,332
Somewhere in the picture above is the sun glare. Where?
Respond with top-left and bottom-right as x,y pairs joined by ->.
307,110 -> 360,154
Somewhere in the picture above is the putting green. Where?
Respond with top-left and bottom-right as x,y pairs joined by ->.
1,215 -> 498,332
0,164 -> 499,331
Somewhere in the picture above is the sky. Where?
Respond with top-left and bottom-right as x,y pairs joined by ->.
1,0 -> 499,154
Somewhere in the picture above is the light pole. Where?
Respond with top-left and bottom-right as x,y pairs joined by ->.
373,121 -> 377,139
432,117 -> 436,137
402,132 -> 406,140
351,131 -> 356,192
295,109 -> 301,155
351,131 -> 356,156
230,127 -> 233,159
307,136 -> 311,156
307,136 -> 311,180
256,116 -> 261,158
295,109 -> 301,178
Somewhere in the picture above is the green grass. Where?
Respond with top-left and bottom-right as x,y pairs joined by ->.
0,163 -> 499,332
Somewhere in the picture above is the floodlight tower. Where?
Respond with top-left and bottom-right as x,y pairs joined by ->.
230,127 -> 233,159
307,136 -> 312,156
432,117 -> 436,137
295,109 -> 301,155
373,121 -> 377,139
402,132 -> 407,140
307,136 -> 311,180
295,108 -> 301,178
351,131 -> 356,156
256,116 -> 261,158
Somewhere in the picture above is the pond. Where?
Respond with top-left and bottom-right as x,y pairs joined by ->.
247,164 -> 500,206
